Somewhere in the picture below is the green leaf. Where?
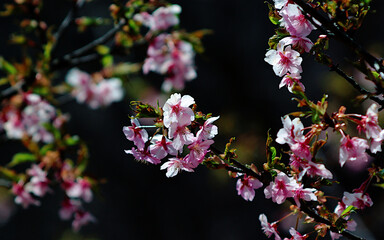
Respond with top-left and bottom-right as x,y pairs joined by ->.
374,183 -> 384,189
0,77 -> 9,85
96,45 -> 110,55
102,55 -> 113,67
341,205 -> 357,218
64,135 -> 80,146
270,147 -> 276,161
312,110 -> 320,123
44,41 -> 53,60
0,167 -> 20,182
40,144 -> 54,155
128,19 -> 140,34
8,153 -> 37,167
266,2 -> 281,25
0,57 -> 17,74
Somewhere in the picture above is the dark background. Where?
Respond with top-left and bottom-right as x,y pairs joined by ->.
1,0 -> 384,239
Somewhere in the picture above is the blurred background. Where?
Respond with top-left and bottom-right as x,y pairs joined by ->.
1,0 -> 384,239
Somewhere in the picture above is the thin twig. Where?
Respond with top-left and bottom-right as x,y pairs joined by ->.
52,53 -> 101,70
51,19 -> 126,68
330,64 -> 384,105
51,0 -> 85,54
292,0 -> 384,74
298,201 -> 365,240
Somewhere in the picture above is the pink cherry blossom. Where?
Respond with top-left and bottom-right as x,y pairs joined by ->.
359,103 -> 384,153
168,123 -> 194,151
279,73 -> 305,93
342,191 -> 373,209
143,34 -> 196,91
276,116 -> 311,160
273,0 -> 288,9
72,211 -> 96,232
280,36 -> 313,53
339,134 -> 369,167
12,182 -> 40,208
196,116 -> 220,140
276,116 -> 305,145
66,68 -> 93,103
290,155 -> 333,179
160,157 -> 194,178
265,44 -> 303,77
264,172 -> 298,204
134,5 -> 181,32
59,198 -> 81,220
184,137 -> 214,168
22,94 -> 56,143
65,178 -> 93,203
2,109 -> 24,139
259,213 -> 281,240
236,175 -> 263,201
149,134 -> 177,159
2,93 -> 57,143
163,93 -> 195,128
21,93 -> 56,143
90,78 -> 124,108
284,228 -> 308,240
305,160 -> 333,179
123,118 -> 149,150
292,184 -> 317,207
279,4 -> 316,37
360,103 -> 382,138
25,164 -> 51,197
66,68 -> 123,109
125,147 -> 161,165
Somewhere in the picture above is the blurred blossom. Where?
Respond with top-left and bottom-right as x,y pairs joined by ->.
134,4 -> 181,32
1,93 -> 57,143
72,211 -> 96,232
66,68 -> 124,109
143,34 -> 197,91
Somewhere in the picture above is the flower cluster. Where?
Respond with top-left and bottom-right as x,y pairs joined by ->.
10,158 -> 95,231
0,93 -> 61,143
275,101 -> 384,170
125,88 -> 382,239
264,172 -> 317,206
265,0 -> 317,92
66,68 -> 124,109
336,103 -> 384,167
143,33 -> 197,92
59,163 -> 95,231
276,116 -> 333,179
134,4 -> 181,33
123,93 -> 218,177
260,212 -> 310,240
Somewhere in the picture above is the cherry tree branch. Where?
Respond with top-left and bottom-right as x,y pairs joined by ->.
209,145 -> 365,240
50,19 -> 126,68
292,0 -> 384,74
51,0 -> 85,54
329,64 -> 384,106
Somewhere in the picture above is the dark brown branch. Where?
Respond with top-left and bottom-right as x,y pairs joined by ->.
50,19 -> 126,68
51,53 -> 101,70
292,0 -> 384,74
51,0 -> 85,54
329,64 -> 384,106
297,201 -> 365,240
209,145 -> 365,240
